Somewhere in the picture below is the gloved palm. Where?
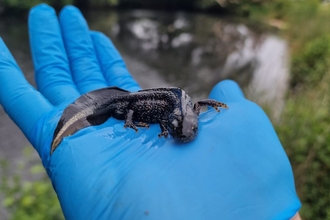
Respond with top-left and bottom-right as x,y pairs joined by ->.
0,4 -> 301,220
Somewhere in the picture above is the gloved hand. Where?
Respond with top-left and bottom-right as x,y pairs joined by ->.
0,4 -> 301,220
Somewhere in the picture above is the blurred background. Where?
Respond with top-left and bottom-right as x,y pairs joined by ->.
0,0 -> 329,219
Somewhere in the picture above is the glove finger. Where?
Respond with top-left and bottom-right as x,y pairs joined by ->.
209,79 -> 245,103
0,38 -> 53,143
59,6 -> 108,94
91,31 -> 141,92
29,4 -> 80,107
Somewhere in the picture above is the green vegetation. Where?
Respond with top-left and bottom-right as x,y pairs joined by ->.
277,74 -> 330,219
221,2 -> 330,218
0,148 -> 64,220
247,1 -> 330,219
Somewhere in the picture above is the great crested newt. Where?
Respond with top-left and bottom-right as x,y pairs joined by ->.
51,87 -> 228,154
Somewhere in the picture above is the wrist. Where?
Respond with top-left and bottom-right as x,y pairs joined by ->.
291,213 -> 301,220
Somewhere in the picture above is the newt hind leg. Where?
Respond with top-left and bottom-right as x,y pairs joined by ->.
124,109 -> 138,132
135,122 -> 150,128
124,110 -> 150,132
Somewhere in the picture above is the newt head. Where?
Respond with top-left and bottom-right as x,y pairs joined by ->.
167,93 -> 199,142
168,109 -> 198,142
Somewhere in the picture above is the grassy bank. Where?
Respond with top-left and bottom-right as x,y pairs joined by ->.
277,73 -> 330,219
245,0 -> 330,219
0,148 -> 63,220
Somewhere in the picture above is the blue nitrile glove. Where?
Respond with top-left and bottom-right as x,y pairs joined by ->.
0,4 -> 301,220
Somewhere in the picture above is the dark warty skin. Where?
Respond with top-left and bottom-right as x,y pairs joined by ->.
50,87 -> 228,154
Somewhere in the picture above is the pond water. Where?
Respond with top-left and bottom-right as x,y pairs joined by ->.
0,9 -> 289,180
86,10 -> 289,119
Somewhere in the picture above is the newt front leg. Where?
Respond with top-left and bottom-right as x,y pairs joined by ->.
158,120 -> 169,138
193,99 -> 228,115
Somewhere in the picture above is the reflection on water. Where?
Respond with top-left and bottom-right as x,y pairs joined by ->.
246,36 -> 289,121
87,10 -> 288,120
0,9 -> 288,182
